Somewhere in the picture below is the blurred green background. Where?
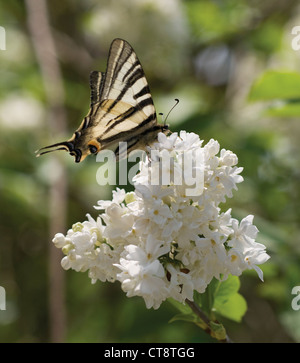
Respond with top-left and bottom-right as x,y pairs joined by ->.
1,0 -> 300,343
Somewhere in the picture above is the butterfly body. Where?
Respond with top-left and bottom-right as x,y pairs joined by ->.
37,38 -> 168,162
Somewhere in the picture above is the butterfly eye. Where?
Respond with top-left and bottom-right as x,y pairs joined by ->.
89,145 -> 98,154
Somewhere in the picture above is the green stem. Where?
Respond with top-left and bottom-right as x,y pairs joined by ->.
185,299 -> 233,343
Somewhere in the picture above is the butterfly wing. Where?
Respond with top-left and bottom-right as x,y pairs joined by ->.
88,39 -> 157,143
36,38 -> 167,162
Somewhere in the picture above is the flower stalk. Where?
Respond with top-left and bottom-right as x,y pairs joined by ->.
185,299 -> 232,343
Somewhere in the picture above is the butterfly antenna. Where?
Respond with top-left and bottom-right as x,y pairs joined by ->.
164,98 -> 179,125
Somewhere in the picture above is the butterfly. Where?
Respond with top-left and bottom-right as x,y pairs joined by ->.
36,38 -> 169,163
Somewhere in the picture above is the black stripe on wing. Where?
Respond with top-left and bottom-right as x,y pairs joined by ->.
104,97 -> 155,133
99,112 -> 156,145
103,39 -> 155,113
105,71 -> 148,117
90,71 -> 105,106
122,60 -> 140,83
106,39 -> 133,97
133,85 -> 151,100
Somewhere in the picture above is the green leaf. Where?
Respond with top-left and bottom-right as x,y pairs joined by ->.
214,292 -> 247,322
169,312 -> 208,331
249,70 -> 300,101
169,276 -> 247,328
194,279 -> 220,317
214,275 -> 240,299
168,297 -> 191,315
168,298 -> 207,330
265,102 -> 300,117
169,312 -> 198,324
212,276 -> 247,322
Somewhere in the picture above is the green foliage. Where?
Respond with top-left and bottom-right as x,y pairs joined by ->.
169,276 -> 247,341
249,70 -> 300,101
210,276 -> 247,322
185,0 -> 251,42
249,70 -> 300,117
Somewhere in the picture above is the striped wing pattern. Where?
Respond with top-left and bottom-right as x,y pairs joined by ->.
89,39 -> 157,143
36,38 -> 168,162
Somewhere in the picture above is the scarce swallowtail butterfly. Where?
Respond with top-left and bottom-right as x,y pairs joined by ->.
36,38 -> 169,163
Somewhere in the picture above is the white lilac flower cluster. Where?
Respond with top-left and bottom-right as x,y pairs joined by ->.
53,131 -> 270,309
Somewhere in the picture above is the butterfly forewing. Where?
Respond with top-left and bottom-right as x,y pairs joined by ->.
93,39 -> 156,122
